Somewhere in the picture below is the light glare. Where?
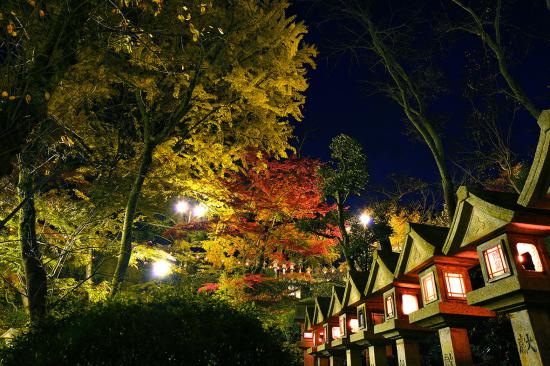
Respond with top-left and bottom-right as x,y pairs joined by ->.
193,204 -> 208,217
175,201 -> 189,213
359,213 -> 373,226
152,260 -> 172,278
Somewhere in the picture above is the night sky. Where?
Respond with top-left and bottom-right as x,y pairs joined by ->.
288,1 -> 549,209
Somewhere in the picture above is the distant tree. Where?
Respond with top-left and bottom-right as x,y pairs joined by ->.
168,156 -> 335,274
300,134 -> 369,271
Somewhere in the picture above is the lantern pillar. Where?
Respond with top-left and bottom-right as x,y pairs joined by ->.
509,308 -> 550,366
303,352 -> 315,366
315,356 -> 329,366
396,338 -> 421,366
345,349 -> 362,366
368,345 -> 388,366
437,327 -> 473,366
328,355 -> 343,366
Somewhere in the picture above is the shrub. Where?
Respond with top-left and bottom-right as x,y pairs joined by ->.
0,289 -> 295,366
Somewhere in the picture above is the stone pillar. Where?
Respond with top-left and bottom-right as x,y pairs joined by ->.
438,327 -> 473,366
304,351 -> 315,366
396,338 -> 421,366
346,349 -> 362,366
509,308 -> 550,366
368,345 -> 389,366
316,357 -> 329,366
329,355 -> 343,366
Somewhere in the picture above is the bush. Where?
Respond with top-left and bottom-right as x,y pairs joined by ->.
0,289 -> 295,366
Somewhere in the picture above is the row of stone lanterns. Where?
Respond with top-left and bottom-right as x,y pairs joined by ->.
295,111 -> 550,366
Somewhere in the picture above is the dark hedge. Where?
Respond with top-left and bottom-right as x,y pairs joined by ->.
0,291 -> 294,366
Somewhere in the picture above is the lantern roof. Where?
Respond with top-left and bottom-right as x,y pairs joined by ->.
442,186 -> 550,256
342,271 -> 370,308
304,303 -> 316,330
394,223 -> 449,277
294,298 -> 315,323
328,286 -> 346,317
518,109 -> 550,209
365,247 -> 400,296
312,296 -> 331,325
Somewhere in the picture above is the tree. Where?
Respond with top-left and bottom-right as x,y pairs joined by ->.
313,0 -> 457,220
448,0 -> 543,120
167,156 -> 335,274
314,134 -> 369,271
63,0 -> 317,295
0,0 -> 97,177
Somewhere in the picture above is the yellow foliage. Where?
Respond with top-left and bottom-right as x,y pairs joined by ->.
389,208 -> 421,252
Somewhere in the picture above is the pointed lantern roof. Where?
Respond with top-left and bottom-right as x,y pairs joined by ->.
304,303 -> 316,330
365,247 -> 400,296
312,296 -> 331,325
341,271 -> 369,308
442,186 -> 550,255
327,286 -> 346,317
394,223 -> 449,277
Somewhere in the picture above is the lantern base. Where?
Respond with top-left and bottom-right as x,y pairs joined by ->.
438,327 -> 474,366
509,308 -> 550,366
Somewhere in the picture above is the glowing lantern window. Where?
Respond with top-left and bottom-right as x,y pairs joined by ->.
332,326 -> 341,340
357,307 -> 366,329
402,294 -> 419,315
422,272 -> 438,304
483,243 -> 510,280
316,330 -> 324,345
385,295 -> 395,319
444,272 -> 466,299
323,324 -> 330,342
349,318 -> 359,333
303,332 -> 313,339
516,243 -> 543,272
339,316 -> 346,338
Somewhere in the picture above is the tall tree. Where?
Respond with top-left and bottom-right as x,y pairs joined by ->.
66,0 -> 317,294
314,0 -> 457,220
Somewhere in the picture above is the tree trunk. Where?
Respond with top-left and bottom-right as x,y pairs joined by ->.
336,196 -> 356,271
86,247 -> 94,282
111,142 -> 155,295
18,152 -> 48,323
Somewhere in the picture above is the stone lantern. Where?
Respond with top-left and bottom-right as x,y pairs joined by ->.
442,184 -> 550,366
295,299 -> 316,366
307,296 -> 331,366
395,223 -> 496,365
331,272 -> 372,366
366,247 -> 432,366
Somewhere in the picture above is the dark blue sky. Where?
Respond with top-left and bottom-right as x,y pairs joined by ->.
288,1 -> 549,209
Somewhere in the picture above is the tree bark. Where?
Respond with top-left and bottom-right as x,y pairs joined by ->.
18,152 -> 48,323
451,0 -> 541,120
111,141 -> 155,295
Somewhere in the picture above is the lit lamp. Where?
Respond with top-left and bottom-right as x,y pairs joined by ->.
330,272 -> 383,366
390,222 -> 495,366
368,243 -> 432,366
437,184 -> 550,366
466,235 -> 550,366
306,296 -> 333,363
152,259 -> 173,278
